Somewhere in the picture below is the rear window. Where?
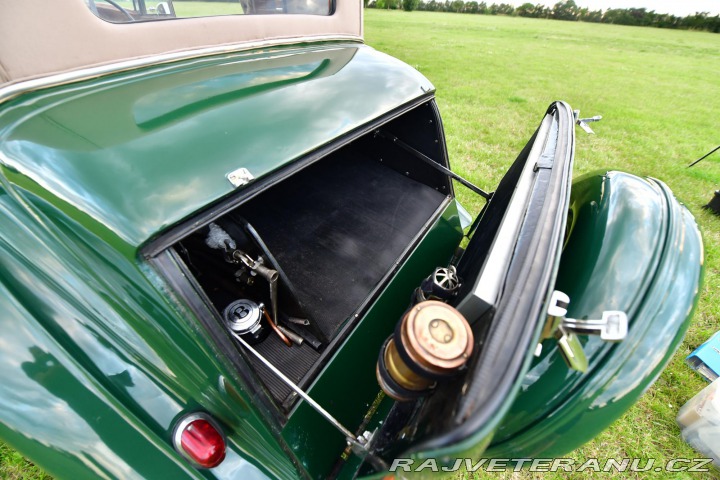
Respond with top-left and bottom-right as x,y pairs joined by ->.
86,0 -> 332,23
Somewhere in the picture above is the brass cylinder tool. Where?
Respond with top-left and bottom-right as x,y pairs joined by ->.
377,300 -> 473,401
277,325 -> 304,346
384,338 -> 434,391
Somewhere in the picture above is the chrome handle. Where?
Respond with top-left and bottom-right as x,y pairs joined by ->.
539,291 -> 628,373
561,311 -> 628,342
573,109 -> 603,135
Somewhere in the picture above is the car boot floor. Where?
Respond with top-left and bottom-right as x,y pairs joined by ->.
240,150 -> 446,403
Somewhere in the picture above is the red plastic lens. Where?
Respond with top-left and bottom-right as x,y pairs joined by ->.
179,418 -> 226,468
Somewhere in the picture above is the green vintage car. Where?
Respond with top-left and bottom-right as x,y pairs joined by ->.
0,1 -> 703,479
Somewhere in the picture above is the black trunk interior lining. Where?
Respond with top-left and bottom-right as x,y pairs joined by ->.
241,151 -> 446,339
174,143 -> 447,404
239,151 -> 446,402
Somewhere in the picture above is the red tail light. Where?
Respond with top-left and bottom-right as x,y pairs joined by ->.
173,413 -> 226,468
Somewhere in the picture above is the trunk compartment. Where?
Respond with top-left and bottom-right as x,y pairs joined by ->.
166,103 -> 452,406
150,101 -> 579,479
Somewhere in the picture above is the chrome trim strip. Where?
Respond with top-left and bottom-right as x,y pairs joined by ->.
0,35 -> 362,105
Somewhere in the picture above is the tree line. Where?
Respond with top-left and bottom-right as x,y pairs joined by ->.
366,0 -> 720,33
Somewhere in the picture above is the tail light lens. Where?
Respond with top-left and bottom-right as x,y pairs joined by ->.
173,412 -> 226,468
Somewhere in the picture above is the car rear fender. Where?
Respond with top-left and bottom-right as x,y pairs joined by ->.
486,171 -> 703,457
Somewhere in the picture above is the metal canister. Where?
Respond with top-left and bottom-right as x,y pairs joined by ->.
223,299 -> 268,345
377,300 -> 473,401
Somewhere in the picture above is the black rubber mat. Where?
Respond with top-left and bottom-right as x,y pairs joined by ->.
194,150 -> 446,405
249,332 -> 320,402
241,151 -> 446,341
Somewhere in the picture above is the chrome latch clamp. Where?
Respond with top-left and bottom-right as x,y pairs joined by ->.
562,311 -> 628,342
573,109 -> 603,135
538,291 -> 628,372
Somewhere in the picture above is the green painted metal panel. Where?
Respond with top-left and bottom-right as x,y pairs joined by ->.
283,200 -> 464,479
0,43 -> 433,254
0,41 -> 443,479
486,171 -> 703,457
0,183 -> 299,479
0,32 -> 703,478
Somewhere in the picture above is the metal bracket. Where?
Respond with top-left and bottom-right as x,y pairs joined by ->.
556,329 -> 588,372
548,290 -> 570,317
573,110 -> 602,135
538,291 -> 628,372
562,311 -> 628,342
226,167 -> 255,188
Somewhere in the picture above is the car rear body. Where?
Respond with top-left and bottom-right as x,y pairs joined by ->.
0,2 -> 703,479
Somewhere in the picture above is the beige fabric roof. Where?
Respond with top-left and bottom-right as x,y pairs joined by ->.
0,0 -> 363,88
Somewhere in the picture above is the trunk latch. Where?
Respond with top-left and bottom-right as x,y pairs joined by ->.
561,311 -> 628,342
538,291 -> 628,372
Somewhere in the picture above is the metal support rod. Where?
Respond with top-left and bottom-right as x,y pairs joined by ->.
376,130 -> 493,200
233,334 -> 367,451
328,390 -> 387,480
688,145 -> 720,168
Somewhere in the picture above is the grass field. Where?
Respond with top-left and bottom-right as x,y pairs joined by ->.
111,0 -> 246,15
2,9 -> 720,479
364,10 -> 720,479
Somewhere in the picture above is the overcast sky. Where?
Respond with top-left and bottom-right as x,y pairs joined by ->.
566,0 -> 720,16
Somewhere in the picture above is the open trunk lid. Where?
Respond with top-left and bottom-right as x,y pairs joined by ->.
390,100 -> 701,467
397,101 -> 576,459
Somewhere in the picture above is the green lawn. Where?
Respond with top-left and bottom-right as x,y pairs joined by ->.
3,9 -> 720,479
104,1 -> 245,16
364,9 -> 720,479
0,442 -> 51,480
173,1 -> 245,17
